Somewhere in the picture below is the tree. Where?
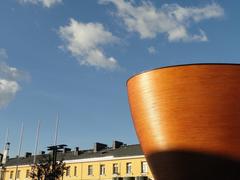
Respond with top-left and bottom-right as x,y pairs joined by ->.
30,155 -> 68,180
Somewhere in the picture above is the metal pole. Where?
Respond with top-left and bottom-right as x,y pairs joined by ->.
14,123 -> 24,180
54,113 -> 59,146
17,123 -> 24,160
33,120 -> 40,164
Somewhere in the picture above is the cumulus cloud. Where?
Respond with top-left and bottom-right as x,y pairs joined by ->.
100,0 -> 224,42
59,19 -> 119,70
0,79 -> 19,108
148,46 -> 156,54
18,0 -> 62,8
0,49 -> 29,108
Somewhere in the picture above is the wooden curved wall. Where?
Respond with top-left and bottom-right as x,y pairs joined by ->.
127,64 -> 240,179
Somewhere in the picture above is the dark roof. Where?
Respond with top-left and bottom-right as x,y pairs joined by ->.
5,144 -> 143,166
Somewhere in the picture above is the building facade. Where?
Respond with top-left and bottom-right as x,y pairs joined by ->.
1,142 -> 153,180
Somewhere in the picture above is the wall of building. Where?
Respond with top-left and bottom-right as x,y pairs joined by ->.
4,165 -> 30,180
3,156 -> 153,180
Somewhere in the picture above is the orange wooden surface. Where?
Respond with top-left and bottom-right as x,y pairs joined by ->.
127,64 -> 240,160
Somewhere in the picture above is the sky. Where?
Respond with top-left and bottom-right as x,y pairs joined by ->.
0,0 -> 240,157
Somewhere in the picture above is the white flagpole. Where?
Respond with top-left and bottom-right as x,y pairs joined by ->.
54,113 -> 59,146
17,123 -> 24,158
15,122 -> 24,180
33,120 -> 40,164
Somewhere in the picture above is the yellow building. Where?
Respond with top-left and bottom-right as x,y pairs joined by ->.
1,142 -> 154,180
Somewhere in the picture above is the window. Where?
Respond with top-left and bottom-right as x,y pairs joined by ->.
88,165 -> 93,176
66,167 -> 70,176
16,170 -> 21,179
141,161 -> 148,173
100,164 -> 105,175
74,166 -> 77,176
126,162 -> 132,174
10,171 -> 14,179
113,163 -> 118,174
25,170 -> 30,178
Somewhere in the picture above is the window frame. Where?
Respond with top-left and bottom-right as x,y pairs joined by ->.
126,162 -> 132,174
66,167 -> 70,176
141,161 -> 148,174
25,169 -> 30,178
112,163 -> 118,175
74,166 -> 77,176
88,165 -> 93,176
100,164 -> 105,175
10,171 -> 14,179
16,170 -> 21,179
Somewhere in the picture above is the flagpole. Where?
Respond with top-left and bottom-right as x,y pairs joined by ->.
54,113 -> 59,146
33,120 -> 40,164
14,123 -> 24,180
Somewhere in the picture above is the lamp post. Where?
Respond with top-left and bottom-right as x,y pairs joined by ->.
47,145 -> 66,180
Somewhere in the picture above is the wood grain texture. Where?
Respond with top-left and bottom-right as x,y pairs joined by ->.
127,64 -> 240,160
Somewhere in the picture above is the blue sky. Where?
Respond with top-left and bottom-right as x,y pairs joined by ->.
0,0 -> 239,156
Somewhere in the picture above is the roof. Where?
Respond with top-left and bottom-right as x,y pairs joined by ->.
4,144 -> 144,166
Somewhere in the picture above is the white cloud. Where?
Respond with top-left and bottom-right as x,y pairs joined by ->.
0,51 -> 29,82
0,49 -> 29,108
0,79 -> 19,108
18,0 -> 62,8
147,46 -> 156,54
59,19 -> 119,70
100,0 -> 224,42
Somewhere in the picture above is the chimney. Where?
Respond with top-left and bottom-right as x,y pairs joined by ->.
94,143 -> 107,152
63,148 -> 71,154
112,140 -> 123,149
40,151 -> 45,155
25,152 -> 32,158
2,142 -> 10,164
74,147 -> 80,156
